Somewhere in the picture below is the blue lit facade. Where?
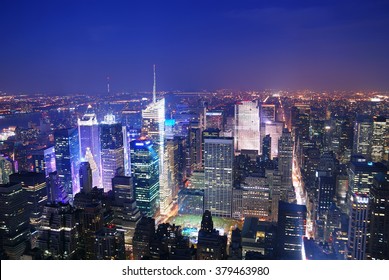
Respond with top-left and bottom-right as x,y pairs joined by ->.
78,106 -> 101,188
130,139 -> 159,217
54,128 -> 80,201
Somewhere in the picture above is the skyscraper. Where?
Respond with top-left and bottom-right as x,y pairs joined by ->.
100,114 -> 124,192
261,104 -> 276,123
37,202 -> 78,259
54,128 -> 80,201
94,224 -> 125,260
0,155 -> 13,184
371,116 -> 388,162
347,192 -> 369,260
79,162 -> 93,193
204,136 -> 234,217
353,115 -> 373,159
264,121 -> 284,159
368,174 -> 389,259
197,210 -> 227,260
348,159 -> 387,195
141,67 -> 170,215
262,134 -> 271,161
9,172 -> 47,226
277,201 -> 307,260
235,100 -> 260,154
278,128 -> 293,202
133,216 -> 155,260
111,175 -> 141,249
0,182 -> 30,260
317,175 -> 336,217
78,106 -> 101,188
205,110 -> 224,130
31,146 -> 56,177
130,139 -> 159,217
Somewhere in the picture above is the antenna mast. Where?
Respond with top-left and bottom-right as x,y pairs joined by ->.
153,64 -> 156,103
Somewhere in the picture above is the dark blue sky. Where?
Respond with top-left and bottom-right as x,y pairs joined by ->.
1,0 -> 389,94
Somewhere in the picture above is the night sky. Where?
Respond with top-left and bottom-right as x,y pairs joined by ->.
1,0 -> 389,94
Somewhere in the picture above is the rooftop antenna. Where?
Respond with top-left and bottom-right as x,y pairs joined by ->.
153,64 -> 156,103
107,76 -> 110,95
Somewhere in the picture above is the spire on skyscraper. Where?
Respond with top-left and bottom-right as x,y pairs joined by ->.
153,64 -> 156,104
107,76 -> 110,95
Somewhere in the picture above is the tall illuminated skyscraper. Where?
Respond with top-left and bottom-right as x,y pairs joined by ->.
204,136 -> 234,217
100,114 -> 124,193
371,116 -> 388,162
278,128 -> 293,202
130,139 -> 159,217
54,128 -> 80,201
141,65 -> 171,215
353,115 -> 373,160
347,192 -> 369,260
78,105 -> 101,188
234,100 -> 260,154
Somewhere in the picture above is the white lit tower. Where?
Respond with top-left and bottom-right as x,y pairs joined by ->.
78,105 -> 102,188
234,100 -> 261,155
141,65 -> 171,216
100,114 -> 125,192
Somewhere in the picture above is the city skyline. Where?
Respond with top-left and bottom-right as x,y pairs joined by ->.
1,0 -> 389,262
1,0 -> 389,94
